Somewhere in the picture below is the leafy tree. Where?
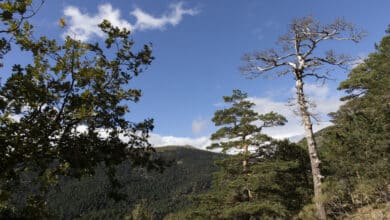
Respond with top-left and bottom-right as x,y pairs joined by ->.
0,4 -> 164,218
0,0 -> 44,68
320,26 -> 390,218
241,16 -> 364,219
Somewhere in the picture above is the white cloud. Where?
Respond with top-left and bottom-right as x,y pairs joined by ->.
348,53 -> 367,69
247,96 -> 303,139
63,2 -> 198,41
148,133 -> 211,150
131,2 -> 199,31
304,83 -> 329,98
302,83 -> 342,116
148,83 -> 342,151
248,83 -> 342,140
71,125 -> 211,149
63,4 -> 132,41
191,118 -> 209,135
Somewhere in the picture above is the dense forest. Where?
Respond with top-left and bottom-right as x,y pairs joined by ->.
0,1 -> 389,219
46,146 -> 223,219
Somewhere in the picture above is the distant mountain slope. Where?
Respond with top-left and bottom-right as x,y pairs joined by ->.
47,146 -> 224,220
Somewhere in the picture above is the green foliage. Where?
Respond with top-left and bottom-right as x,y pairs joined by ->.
1,3 -> 388,219
174,140 -> 313,219
208,89 -> 286,153
176,90 -> 308,219
0,0 -> 40,68
130,200 -> 153,220
320,27 -> 390,218
298,203 -> 317,220
43,146 -> 223,219
345,202 -> 390,220
0,2 -> 164,218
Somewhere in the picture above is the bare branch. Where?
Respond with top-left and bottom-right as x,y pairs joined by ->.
305,50 -> 352,69
241,49 -> 296,78
242,16 -> 364,82
302,73 -> 331,80
241,18 -> 365,219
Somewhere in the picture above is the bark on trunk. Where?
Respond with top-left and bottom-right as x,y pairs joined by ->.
242,142 -> 249,172
242,143 -> 253,200
295,77 -> 327,220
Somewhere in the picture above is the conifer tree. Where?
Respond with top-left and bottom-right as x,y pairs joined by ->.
208,89 -> 286,172
209,89 -> 287,203
177,89 -> 313,219
320,26 -> 390,218
181,139 -> 312,219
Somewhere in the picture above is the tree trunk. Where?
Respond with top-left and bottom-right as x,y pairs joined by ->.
295,77 -> 327,220
242,143 -> 253,200
242,145 -> 248,173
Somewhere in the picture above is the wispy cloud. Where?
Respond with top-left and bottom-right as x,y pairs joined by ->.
192,118 -> 209,135
62,2 -> 198,41
304,83 -> 329,97
252,27 -> 264,40
131,2 -> 199,31
249,83 -> 342,139
349,53 -> 367,69
63,4 -> 132,41
264,20 -> 280,29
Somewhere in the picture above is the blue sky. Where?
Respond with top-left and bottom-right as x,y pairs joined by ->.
5,0 -> 390,148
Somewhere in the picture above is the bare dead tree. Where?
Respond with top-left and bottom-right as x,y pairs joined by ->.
241,16 -> 365,220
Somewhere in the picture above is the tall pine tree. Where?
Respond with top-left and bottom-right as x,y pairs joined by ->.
169,90 -> 312,219
208,89 -> 286,200
208,89 -> 286,172
320,26 -> 390,218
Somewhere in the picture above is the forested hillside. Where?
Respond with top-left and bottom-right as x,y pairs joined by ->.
46,146 -> 224,219
319,27 -> 390,218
